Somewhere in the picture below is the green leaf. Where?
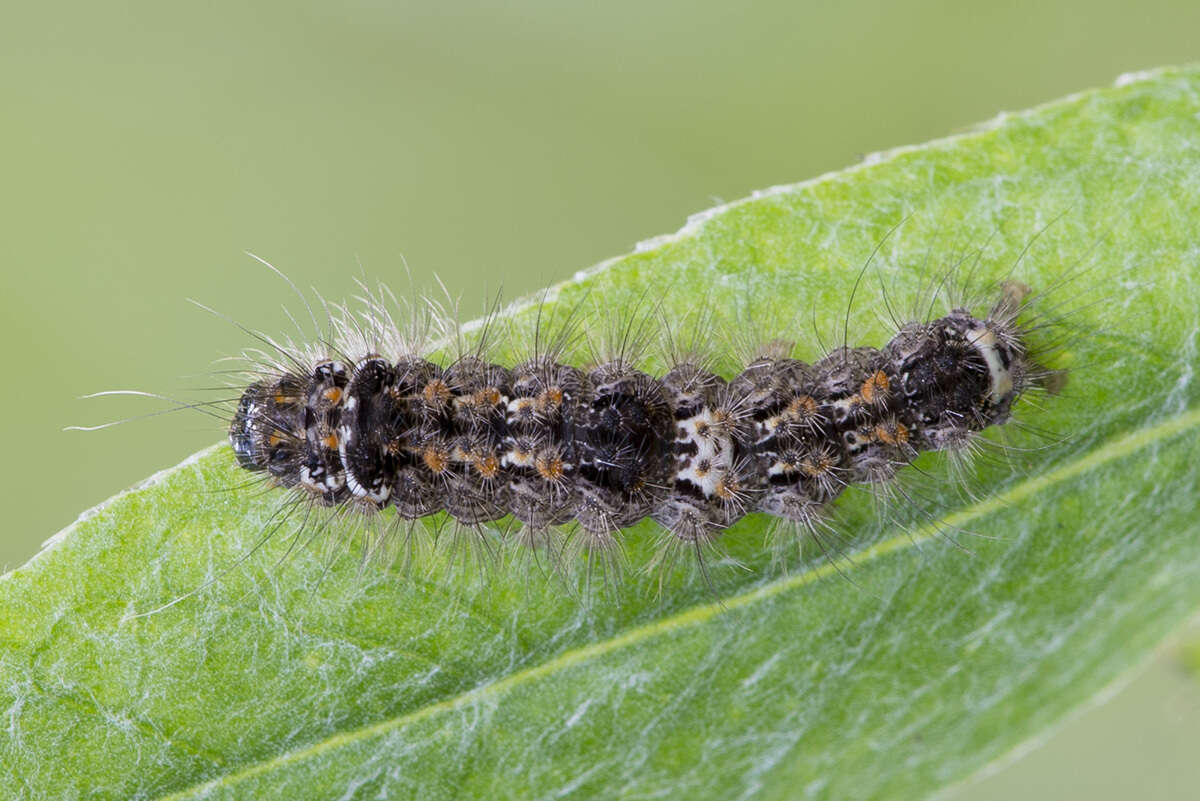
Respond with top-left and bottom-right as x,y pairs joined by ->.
3,65 -> 1199,801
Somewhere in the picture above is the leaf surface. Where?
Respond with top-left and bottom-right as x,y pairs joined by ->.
2,66 -> 1199,800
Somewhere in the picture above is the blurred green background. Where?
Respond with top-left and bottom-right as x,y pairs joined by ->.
1,1 -> 1197,797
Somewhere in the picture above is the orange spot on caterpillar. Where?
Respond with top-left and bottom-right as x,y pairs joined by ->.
860,371 -> 889,403
535,454 -> 565,481
535,387 -> 563,413
784,394 -> 818,420
714,477 -> 738,501
422,446 -> 450,474
802,451 -> 836,476
472,453 -> 500,478
874,421 -> 909,446
423,379 -> 452,406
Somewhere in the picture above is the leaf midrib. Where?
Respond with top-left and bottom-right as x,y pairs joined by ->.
152,404 -> 1200,800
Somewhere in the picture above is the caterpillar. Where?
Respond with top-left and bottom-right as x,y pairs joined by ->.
218,264 -> 1063,584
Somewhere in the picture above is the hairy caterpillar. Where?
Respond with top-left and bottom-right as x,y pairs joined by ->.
74,225 -> 1074,595
211,259 -> 1065,586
